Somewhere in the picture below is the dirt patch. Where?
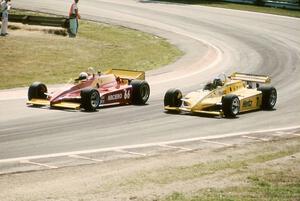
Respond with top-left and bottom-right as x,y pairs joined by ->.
4,22 -> 67,36
0,136 -> 299,201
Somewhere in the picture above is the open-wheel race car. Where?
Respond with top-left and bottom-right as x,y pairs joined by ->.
27,68 -> 150,111
164,72 -> 277,118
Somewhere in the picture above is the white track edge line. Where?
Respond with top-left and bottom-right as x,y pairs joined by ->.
20,160 -> 58,169
159,144 -> 193,151
68,155 -> 103,162
0,125 -> 299,163
293,134 -> 300,136
242,135 -> 268,141
200,139 -> 232,146
115,149 -> 147,156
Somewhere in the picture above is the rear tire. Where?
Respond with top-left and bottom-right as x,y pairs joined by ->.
131,80 -> 150,105
164,88 -> 183,107
222,94 -> 240,118
28,82 -> 48,100
81,88 -> 100,111
258,86 -> 277,110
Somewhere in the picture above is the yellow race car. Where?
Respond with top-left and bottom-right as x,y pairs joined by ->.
164,72 -> 277,118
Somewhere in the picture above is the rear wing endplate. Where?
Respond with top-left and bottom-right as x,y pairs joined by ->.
104,69 -> 145,80
229,72 -> 271,83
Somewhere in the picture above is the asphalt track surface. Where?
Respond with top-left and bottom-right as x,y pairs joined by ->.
0,0 -> 300,160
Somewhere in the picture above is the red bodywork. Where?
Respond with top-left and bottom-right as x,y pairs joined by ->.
48,74 -> 133,107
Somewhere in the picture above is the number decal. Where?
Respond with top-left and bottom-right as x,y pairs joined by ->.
124,89 -> 130,99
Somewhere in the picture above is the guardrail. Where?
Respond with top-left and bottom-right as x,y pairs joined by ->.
0,14 -> 69,28
222,0 -> 300,10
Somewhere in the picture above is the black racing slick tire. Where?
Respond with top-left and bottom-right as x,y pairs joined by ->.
164,88 -> 183,107
28,82 -> 48,100
131,80 -> 150,105
222,94 -> 240,118
81,88 -> 100,112
258,86 -> 277,110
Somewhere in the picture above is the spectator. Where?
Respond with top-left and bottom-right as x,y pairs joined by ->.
1,0 -> 11,36
68,0 -> 80,38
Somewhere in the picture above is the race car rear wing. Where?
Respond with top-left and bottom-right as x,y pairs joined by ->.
104,69 -> 145,80
229,72 -> 271,83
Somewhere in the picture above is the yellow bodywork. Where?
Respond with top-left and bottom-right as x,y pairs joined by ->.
229,72 -> 271,83
27,99 -> 81,109
104,69 -> 145,80
164,72 -> 271,116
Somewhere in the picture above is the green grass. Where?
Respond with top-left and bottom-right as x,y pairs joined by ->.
162,168 -> 300,201
0,10 -> 182,89
152,0 -> 300,18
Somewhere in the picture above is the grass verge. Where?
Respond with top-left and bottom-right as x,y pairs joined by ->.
0,9 -> 182,89
157,138 -> 300,201
151,0 -> 300,18
163,167 -> 300,201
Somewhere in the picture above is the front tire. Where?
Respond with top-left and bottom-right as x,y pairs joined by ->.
131,80 -> 150,105
222,94 -> 240,118
258,86 -> 277,110
28,82 -> 48,100
164,88 -> 183,107
81,88 -> 100,112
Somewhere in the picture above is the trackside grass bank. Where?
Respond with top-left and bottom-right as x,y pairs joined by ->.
0,9 -> 182,89
152,0 -> 300,18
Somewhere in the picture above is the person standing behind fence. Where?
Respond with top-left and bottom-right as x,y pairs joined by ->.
68,0 -> 80,38
1,0 -> 11,37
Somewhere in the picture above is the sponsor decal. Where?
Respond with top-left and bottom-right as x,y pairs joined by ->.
242,100 -> 252,107
100,96 -> 105,104
107,93 -> 123,101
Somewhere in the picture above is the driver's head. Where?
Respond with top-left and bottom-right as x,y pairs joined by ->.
213,78 -> 222,87
87,67 -> 96,76
78,72 -> 88,80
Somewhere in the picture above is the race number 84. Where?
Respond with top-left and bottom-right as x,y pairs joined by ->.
124,89 -> 130,99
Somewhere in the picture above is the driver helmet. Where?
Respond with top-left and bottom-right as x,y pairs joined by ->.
87,67 -> 96,76
213,78 -> 223,87
78,72 -> 88,80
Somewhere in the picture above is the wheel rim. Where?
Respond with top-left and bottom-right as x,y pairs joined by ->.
141,85 -> 150,101
177,91 -> 182,99
90,91 -> 100,108
175,91 -> 182,107
231,98 -> 240,115
269,89 -> 277,107
39,85 -> 47,94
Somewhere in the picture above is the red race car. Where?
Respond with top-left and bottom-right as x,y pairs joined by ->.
27,68 -> 150,111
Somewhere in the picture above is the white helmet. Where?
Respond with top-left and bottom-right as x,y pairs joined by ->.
78,72 -> 88,80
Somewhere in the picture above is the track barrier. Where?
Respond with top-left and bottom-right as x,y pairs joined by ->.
0,14 -> 69,28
